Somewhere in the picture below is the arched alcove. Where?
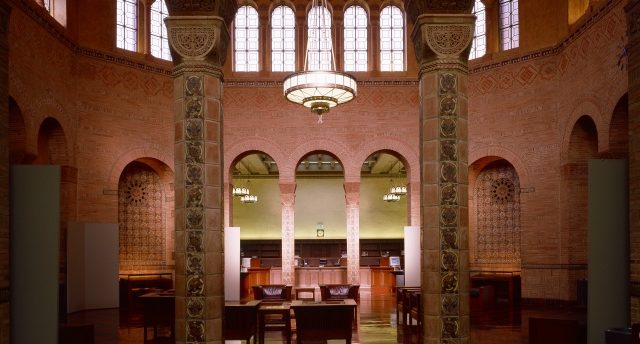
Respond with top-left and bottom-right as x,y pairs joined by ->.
9,97 -> 27,164
35,117 -> 68,165
607,94 -> 629,159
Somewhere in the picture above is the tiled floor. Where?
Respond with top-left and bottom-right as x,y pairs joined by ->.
65,291 -> 586,343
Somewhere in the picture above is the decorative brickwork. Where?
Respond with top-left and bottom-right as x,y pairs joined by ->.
118,162 -> 167,271
345,182 -> 361,284
474,162 -> 521,265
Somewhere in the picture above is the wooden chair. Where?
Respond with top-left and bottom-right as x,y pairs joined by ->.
319,284 -> 360,303
224,300 -> 260,343
396,287 -> 420,325
408,290 -> 422,342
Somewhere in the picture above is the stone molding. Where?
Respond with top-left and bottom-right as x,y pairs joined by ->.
165,16 -> 230,70
412,14 -> 475,77
405,0 -> 474,25
165,0 -> 237,25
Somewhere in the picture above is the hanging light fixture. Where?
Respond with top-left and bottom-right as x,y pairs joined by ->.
283,0 -> 357,123
240,194 -> 258,203
383,193 -> 401,202
232,180 -> 250,197
390,182 -> 407,196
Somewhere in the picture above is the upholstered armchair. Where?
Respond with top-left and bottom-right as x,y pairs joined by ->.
319,284 -> 360,303
251,284 -> 293,301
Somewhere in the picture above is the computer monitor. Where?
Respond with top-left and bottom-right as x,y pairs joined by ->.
389,256 -> 401,267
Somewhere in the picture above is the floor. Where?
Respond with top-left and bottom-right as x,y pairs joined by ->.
65,291 -> 586,343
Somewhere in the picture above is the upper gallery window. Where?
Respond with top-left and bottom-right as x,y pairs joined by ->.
116,0 -> 138,52
150,0 -> 171,61
271,5 -> 296,72
470,0 -> 486,59
380,5 -> 404,71
499,0 -> 519,50
343,5 -> 368,72
235,5 -> 260,72
308,5 -> 333,71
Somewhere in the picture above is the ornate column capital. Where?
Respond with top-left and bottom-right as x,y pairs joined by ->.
405,0 -> 474,24
165,16 -> 231,76
165,0 -> 237,21
343,181 -> 360,206
280,183 -> 296,207
411,13 -> 475,76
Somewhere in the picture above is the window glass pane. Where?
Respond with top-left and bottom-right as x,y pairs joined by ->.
235,5 -> 260,72
469,0 -> 486,60
271,5 -> 295,72
499,0 -> 519,50
380,6 -> 404,71
150,0 -> 171,61
308,6 -> 332,71
343,5 -> 367,72
116,0 -> 138,52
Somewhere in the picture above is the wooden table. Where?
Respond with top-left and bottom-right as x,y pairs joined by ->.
139,290 -> 175,343
295,287 -> 316,301
225,300 -> 260,343
258,302 -> 291,344
291,299 -> 357,344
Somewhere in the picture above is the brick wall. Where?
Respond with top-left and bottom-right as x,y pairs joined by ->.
0,2 -> 10,342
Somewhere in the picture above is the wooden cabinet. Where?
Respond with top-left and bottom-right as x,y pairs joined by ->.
370,267 -> 395,294
240,267 -> 271,300
360,239 -> 403,266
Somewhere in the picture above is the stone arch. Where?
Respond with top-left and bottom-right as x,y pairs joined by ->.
224,138 -> 286,181
117,158 -> 175,273
355,137 -> 419,183
343,0 -> 371,17
605,93 -> 628,159
107,147 -> 174,190
286,138 -> 351,181
562,100 -> 605,161
34,117 -> 69,165
469,146 -> 530,188
267,0 -> 296,18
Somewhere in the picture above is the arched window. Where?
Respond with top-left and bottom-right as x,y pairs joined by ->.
150,0 -> 171,61
308,5 -> 332,71
380,5 -> 404,72
44,0 -> 51,12
116,0 -> 138,52
235,5 -> 260,72
343,5 -> 368,72
272,5 -> 296,72
499,0 -> 519,50
470,0 -> 486,59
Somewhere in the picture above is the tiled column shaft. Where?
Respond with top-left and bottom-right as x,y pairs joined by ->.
166,15 -> 230,344
626,1 -> 640,322
345,182 -> 360,284
280,183 -> 296,285
0,3 -> 10,343
412,13 -> 474,344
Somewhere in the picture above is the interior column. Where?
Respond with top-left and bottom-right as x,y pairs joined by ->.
165,7 -> 235,342
410,11 -> 474,343
625,1 -> 640,323
344,181 -> 360,285
280,182 -> 296,285
0,2 -> 10,342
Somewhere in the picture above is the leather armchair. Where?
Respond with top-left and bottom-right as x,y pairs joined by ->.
251,284 -> 292,301
319,284 -> 360,303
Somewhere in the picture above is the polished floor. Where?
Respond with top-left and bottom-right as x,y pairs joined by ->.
65,290 -> 586,343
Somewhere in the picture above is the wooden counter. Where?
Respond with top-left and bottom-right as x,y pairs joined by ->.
295,267 -> 347,287
370,267 -> 396,294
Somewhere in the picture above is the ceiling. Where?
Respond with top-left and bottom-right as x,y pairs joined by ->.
233,152 -> 406,177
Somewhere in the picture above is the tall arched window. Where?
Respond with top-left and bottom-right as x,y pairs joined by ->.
116,0 -> 138,52
150,0 -> 171,61
380,5 -> 404,71
235,5 -> 260,72
470,0 -> 486,59
343,5 -> 368,72
272,5 -> 296,72
308,5 -> 332,71
499,0 -> 519,50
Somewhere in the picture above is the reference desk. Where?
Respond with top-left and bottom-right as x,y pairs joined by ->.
291,299 -> 357,344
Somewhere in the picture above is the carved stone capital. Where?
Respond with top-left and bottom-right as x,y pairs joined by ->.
626,0 -> 640,40
412,14 -> 475,75
165,0 -> 237,24
165,16 -> 230,71
406,0 -> 474,25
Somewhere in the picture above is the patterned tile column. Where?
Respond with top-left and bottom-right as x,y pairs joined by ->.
0,3 -> 10,343
625,1 -> 640,323
165,7 -> 235,342
344,182 -> 360,285
411,12 -> 474,344
280,182 -> 296,285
